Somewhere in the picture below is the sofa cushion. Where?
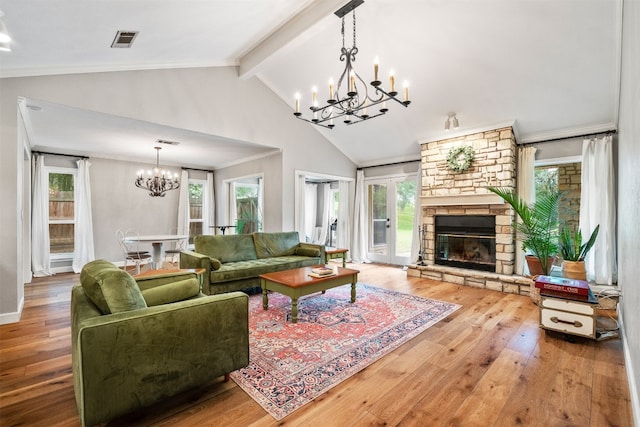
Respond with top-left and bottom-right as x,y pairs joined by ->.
252,231 -> 301,259
80,259 -> 147,314
209,256 -> 317,283
295,247 -> 321,257
195,234 -> 257,263
141,278 -> 200,306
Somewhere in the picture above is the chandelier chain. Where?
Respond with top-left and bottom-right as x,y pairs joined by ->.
353,8 -> 357,48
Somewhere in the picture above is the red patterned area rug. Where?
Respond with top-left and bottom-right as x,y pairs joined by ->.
230,284 -> 461,420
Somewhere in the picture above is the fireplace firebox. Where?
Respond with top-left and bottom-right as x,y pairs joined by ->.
434,215 -> 496,272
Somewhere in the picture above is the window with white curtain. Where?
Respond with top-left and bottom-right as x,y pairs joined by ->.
47,167 -> 76,258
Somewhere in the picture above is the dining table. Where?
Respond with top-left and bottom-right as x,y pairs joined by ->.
124,234 -> 188,269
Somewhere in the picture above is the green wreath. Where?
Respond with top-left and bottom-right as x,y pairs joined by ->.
446,145 -> 475,173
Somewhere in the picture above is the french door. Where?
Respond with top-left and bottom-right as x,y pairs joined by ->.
366,175 -> 416,265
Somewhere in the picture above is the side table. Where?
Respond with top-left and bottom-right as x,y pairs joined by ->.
325,247 -> 348,268
539,290 -> 599,339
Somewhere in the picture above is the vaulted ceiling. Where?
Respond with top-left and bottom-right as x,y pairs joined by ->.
0,0 -> 622,168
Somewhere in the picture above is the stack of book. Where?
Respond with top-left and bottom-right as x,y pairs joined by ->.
534,275 -> 596,303
308,266 -> 336,278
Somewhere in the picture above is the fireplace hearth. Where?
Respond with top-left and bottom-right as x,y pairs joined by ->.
435,215 -> 496,272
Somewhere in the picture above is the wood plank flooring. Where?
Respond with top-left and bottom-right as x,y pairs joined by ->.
0,263 -> 632,426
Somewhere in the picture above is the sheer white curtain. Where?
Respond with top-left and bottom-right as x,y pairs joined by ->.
351,170 -> 370,263
410,164 -> 422,263
581,135 -> 617,284
203,172 -> 215,235
304,183 -> 317,242
257,177 -> 264,231
294,174 -> 307,240
516,146 -> 537,275
72,159 -> 95,273
316,183 -> 332,245
229,182 -> 238,233
337,180 -> 350,257
177,170 -> 190,241
32,155 -> 52,277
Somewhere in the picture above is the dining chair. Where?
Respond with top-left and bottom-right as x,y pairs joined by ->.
116,229 -> 152,274
163,228 -> 187,268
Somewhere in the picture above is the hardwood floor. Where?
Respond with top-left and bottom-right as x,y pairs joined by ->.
0,263 -> 632,427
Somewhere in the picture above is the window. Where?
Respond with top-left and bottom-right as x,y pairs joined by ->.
231,177 -> 263,234
535,162 -> 581,230
188,180 -> 205,244
48,168 -> 76,256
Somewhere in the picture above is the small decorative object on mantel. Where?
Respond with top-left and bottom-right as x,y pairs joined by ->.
446,145 -> 475,173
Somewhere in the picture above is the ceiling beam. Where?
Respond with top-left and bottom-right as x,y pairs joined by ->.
238,0 -> 346,80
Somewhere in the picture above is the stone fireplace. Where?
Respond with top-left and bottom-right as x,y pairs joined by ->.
408,126 -> 534,296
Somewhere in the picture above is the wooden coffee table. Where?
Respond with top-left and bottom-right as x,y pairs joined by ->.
259,266 -> 360,323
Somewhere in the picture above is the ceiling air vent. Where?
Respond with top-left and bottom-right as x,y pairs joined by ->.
156,139 -> 180,146
111,31 -> 138,48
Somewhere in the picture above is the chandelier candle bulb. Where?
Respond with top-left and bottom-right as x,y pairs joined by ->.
349,71 -> 355,94
294,93 -> 300,114
312,87 -> 317,107
389,70 -> 395,93
374,56 -> 379,82
403,81 -> 409,102
329,78 -> 335,101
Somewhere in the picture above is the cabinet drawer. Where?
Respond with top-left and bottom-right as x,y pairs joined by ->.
540,308 -> 596,338
541,297 -> 596,315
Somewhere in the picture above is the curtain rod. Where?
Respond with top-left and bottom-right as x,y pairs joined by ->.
519,129 -> 617,147
181,166 -> 214,173
356,158 -> 420,171
32,150 -> 89,160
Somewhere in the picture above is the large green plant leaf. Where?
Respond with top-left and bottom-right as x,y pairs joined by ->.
488,187 -> 562,275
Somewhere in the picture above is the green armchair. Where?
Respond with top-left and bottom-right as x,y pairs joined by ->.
71,260 -> 249,427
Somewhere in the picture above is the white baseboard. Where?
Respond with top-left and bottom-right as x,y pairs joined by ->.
619,305 -> 640,426
0,296 -> 24,325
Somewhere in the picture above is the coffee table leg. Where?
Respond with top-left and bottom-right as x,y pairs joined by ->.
351,279 -> 357,303
262,280 -> 268,310
291,297 -> 299,323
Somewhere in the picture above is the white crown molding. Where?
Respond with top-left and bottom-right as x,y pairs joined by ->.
417,120 -> 519,145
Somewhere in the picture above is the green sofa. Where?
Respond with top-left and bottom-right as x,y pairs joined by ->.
179,231 -> 325,295
71,259 -> 249,427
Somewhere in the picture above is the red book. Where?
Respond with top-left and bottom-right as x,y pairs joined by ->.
534,275 -> 589,296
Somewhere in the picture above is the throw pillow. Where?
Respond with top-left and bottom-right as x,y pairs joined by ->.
295,247 -> 321,257
141,278 -> 200,306
210,257 -> 222,270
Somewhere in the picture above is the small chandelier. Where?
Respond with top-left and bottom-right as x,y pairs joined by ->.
293,0 -> 410,129
135,146 -> 180,197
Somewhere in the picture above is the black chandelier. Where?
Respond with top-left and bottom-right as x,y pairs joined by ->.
135,146 -> 180,197
293,0 -> 410,129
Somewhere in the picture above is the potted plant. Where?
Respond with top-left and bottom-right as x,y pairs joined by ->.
559,224 -> 599,280
487,187 -> 562,276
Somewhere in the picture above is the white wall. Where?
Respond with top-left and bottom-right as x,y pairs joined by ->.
618,0 -> 640,420
0,66 -> 356,322
214,152 -> 283,232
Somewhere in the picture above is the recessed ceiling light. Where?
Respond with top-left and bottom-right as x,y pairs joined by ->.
111,31 -> 138,48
